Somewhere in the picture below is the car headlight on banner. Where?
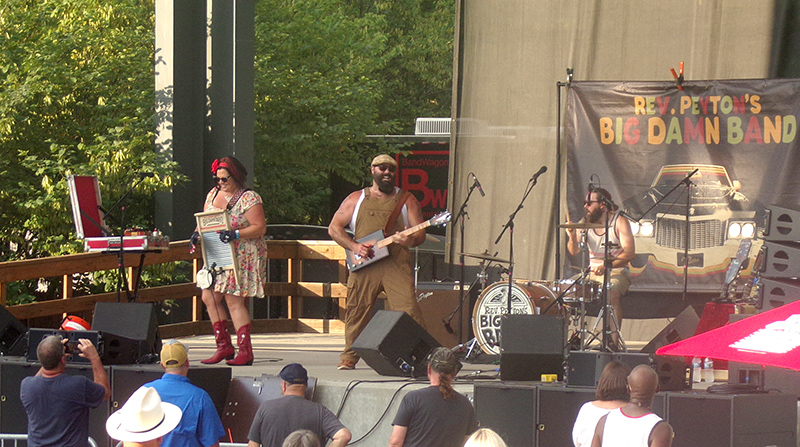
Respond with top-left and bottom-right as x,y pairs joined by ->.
728,221 -> 755,239
630,220 -> 654,237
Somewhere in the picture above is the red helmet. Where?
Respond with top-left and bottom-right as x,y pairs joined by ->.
61,315 -> 91,331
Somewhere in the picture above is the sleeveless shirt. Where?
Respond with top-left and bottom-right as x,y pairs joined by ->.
587,210 -> 624,270
601,407 -> 663,447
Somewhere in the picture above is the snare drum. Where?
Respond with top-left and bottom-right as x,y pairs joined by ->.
472,280 -> 558,355
554,279 -> 600,304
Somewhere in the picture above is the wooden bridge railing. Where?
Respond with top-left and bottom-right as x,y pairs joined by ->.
0,240 -> 349,338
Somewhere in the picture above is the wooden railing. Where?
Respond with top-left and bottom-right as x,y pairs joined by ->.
0,240 -> 349,338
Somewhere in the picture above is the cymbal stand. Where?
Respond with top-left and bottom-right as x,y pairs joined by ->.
576,231 -> 590,350
448,263 -> 490,362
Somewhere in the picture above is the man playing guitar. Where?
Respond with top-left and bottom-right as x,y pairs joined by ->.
328,154 -> 427,370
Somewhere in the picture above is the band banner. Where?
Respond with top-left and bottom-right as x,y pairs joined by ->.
565,79 -> 800,292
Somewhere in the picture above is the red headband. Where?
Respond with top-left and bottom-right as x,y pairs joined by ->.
211,159 -> 239,179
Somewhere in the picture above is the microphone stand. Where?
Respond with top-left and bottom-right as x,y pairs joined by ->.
495,175 -> 542,316
102,174 -> 150,303
631,169 -> 698,303
455,178 -> 481,343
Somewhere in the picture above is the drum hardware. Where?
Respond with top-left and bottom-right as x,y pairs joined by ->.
461,251 -> 511,264
472,280 -> 561,356
558,222 -> 605,230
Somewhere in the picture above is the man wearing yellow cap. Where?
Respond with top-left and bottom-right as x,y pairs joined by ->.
328,154 -> 427,370
144,340 -> 225,447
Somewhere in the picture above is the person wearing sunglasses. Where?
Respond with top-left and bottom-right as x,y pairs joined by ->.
565,186 -> 635,351
193,156 -> 267,366
327,154 -> 427,370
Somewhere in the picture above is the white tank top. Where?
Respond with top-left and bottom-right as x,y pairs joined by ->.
601,407 -> 663,447
586,210 -> 623,270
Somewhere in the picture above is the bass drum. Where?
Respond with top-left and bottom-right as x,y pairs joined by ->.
472,280 -> 558,356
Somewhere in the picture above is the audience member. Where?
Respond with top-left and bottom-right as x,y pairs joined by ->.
592,364 -> 673,447
281,429 -> 321,447
572,361 -> 630,447
144,340 -> 225,447
106,386 -> 182,447
248,363 -> 351,447
389,347 -> 479,447
21,335 -> 110,447
464,428 -> 508,447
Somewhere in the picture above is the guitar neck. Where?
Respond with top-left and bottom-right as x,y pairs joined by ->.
375,220 -> 432,249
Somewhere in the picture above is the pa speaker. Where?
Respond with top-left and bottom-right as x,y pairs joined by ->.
0,305 -> 27,356
762,241 -> 800,279
474,382 -> 537,447
93,302 -> 161,364
567,351 -> 612,387
27,329 -> 102,364
640,306 -> 700,354
500,314 -> 566,381
351,310 -> 440,377
765,205 -> 800,242
758,278 -> 800,312
666,392 -> 797,447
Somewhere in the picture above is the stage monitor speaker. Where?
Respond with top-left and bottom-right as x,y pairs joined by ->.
0,305 -> 27,356
567,351 -> 612,387
474,382 -> 537,447
765,205 -> 800,242
351,310 -> 440,377
666,392 -> 797,447
93,302 -> 161,364
762,241 -> 800,279
654,355 -> 690,391
27,328 -> 102,364
758,278 -> 800,312
640,306 -> 700,354
500,314 -> 566,381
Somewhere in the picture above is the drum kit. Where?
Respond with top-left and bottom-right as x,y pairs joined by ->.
455,220 -> 625,359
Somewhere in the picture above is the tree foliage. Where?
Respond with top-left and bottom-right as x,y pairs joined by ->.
0,0 -> 454,300
253,0 -> 454,224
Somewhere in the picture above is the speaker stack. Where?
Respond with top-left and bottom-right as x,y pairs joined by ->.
759,205 -> 800,312
500,314 -> 567,381
0,305 -> 27,356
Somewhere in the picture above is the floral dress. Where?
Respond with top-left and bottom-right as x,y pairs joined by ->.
204,188 -> 267,298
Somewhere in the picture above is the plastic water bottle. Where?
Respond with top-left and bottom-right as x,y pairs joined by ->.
703,357 -> 715,382
692,357 -> 702,383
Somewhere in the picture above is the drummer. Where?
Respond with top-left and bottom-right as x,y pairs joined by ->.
565,187 -> 635,351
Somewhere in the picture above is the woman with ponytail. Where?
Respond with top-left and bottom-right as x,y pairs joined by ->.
389,347 -> 479,447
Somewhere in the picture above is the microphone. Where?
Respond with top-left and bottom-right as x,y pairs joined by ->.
442,318 -> 454,334
530,166 -> 547,182
471,173 -> 486,197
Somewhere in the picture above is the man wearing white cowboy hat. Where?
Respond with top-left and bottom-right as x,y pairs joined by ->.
106,386 -> 183,447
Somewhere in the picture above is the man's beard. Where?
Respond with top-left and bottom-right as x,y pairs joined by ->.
585,207 -> 603,223
374,172 -> 395,194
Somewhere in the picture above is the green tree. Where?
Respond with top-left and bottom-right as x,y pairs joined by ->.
0,0 -> 182,300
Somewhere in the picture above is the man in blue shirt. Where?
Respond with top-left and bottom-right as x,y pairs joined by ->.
21,335 -> 110,447
145,340 -> 225,447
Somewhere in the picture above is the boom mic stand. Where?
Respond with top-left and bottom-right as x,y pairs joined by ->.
631,169 -> 698,303
495,170 -> 545,316
455,176 -> 482,343
101,174 -> 150,303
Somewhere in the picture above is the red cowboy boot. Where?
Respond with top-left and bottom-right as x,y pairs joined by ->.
227,323 -> 253,366
201,320 -> 235,364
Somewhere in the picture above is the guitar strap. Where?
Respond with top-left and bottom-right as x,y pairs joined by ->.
384,190 -> 411,235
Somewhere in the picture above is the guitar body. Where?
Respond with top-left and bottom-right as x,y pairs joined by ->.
346,230 -> 390,272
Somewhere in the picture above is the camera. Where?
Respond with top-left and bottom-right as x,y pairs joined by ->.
64,340 -> 81,355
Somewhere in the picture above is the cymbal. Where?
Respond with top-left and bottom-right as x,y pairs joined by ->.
426,234 -> 443,243
460,252 -> 511,264
559,222 -> 604,229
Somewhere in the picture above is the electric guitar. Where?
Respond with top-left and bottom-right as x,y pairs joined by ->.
345,211 -> 452,272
